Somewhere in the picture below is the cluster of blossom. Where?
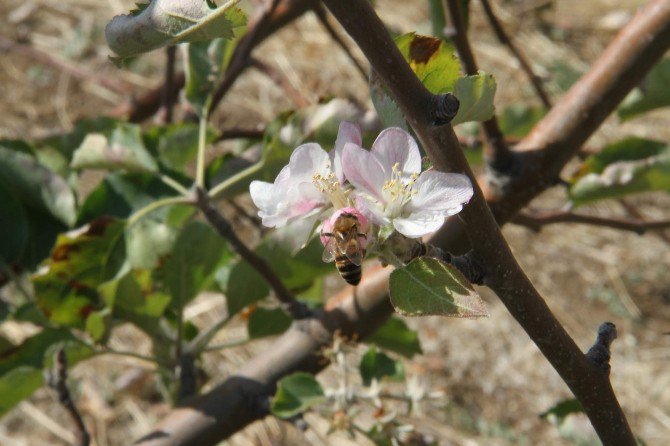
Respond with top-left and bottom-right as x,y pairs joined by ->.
249,122 -> 474,256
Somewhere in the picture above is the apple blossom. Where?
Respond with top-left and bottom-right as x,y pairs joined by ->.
342,127 -> 474,238
249,121 -> 362,228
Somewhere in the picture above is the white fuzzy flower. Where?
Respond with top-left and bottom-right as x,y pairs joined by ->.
249,122 -> 361,227
342,128 -> 474,238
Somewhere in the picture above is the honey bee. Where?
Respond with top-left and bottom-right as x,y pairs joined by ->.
321,212 -> 368,285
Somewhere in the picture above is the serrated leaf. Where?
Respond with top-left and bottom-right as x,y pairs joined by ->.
569,139 -> 670,207
271,372 -> 325,419
389,257 -> 488,317
396,33 -> 460,94
0,329 -> 94,417
359,345 -> 404,386
162,222 -> 229,310
368,317 -> 422,358
71,124 -> 157,173
105,0 -> 247,61
450,72 -> 496,125
247,307 -> 292,339
32,217 -> 126,328
0,146 -> 76,227
618,59 -> 670,121
540,398 -> 584,424
370,70 -> 409,130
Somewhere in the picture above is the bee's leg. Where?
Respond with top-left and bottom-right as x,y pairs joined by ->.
322,232 -> 334,237
357,233 -> 367,239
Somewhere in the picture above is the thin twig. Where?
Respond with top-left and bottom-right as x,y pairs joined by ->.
249,57 -> 310,107
215,127 -> 266,141
47,349 -> 90,446
195,188 -> 309,319
618,198 -> 670,246
158,46 -> 178,124
0,36 -> 131,95
312,3 -> 368,80
512,210 -> 670,235
479,0 -> 552,108
442,0 -> 514,172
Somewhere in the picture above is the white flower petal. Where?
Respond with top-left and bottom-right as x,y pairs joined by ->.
288,182 -> 326,217
289,143 -> 331,180
371,127 -> 421,177
393,211 -> 446,238
408,171 -> 473,213
342,142 -> 387,202
354,194 -> 388,226
331,121 -> 362,183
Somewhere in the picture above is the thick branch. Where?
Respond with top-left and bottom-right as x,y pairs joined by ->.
443,0 -> 514,172
158,46 -> 178,124
513,210 -> 670,235
479,0 -> 552,108
195,189 -> 308,319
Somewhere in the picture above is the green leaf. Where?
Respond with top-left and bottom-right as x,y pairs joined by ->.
247,307 -> 292,339
0,181 -> 29,263
219,232 -> 332,317
105,0 -> 247,61
540,398 -> 584,424
70,123 -> 158,173
271,372 -> 325,419
150,123 -> 216,172
618,59 -> 670,121
77,173 -> 187,225
396,33 -> 461,94
370,70 -> 409,130
162,222 -> 229,310
359,345 -> 404,386
32,217 -> 126,328
184,38 -> 236,115
125,218 -> 179,269
450,72 -> 497,125
85,310 -> 109,342
389,257 -> 488,317
368,317 -> 422,358
498,105 -> 546,138
569,139 -> 670,207
0,329 -> 94,417
0,146 -> 76,227
38,117 -> 121,162
99,269 -> 171,336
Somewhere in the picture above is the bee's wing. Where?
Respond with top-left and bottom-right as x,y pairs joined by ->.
322,236 -> 338,263
344,240 -> 363,266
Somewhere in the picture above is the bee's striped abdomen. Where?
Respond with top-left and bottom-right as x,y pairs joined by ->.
335,254 -> 361,285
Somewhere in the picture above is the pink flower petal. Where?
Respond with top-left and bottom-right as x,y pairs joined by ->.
408,171 -> 473,213
289,143 -> 331,180
331,121 -> 362,184
342,142 -> 387,202
371,127 -> 421,177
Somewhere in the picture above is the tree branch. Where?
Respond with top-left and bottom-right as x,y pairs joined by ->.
442,0 -> 514,172
158,46 -> 178,124
134,1 -> 670,444
195,188 -> 309,319
512,210 -> 670,235
249,57 -> 311,108
479,0 -> 552,108
47,348 -> 90,446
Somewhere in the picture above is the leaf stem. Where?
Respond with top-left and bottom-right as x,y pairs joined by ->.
127,196 -> 193,226
195,114 -> 208,190
159,174 -> 190,195
207,159 -> 265,199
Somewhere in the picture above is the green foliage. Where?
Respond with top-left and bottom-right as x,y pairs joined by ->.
184,38 -> 237,115
70,123 -> 158,173
32,217 -> 126,328
367,317 -> 422,358
498,105 -> 546,138
217,230 -> 331,317
540,398 -> 584,424
271,372 -> 325,418
0,145 -> 76,227
105,0 -> 247,63
162,221 -> 229,311
359,345 -> 404,386
0,329 -> 94,417
247,307 -> 292,339
618,59 -> 670,121
371,33 -> 496,128
389,257 -> 488,317
569,138 -> 670,207
144,123 -> 217,172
